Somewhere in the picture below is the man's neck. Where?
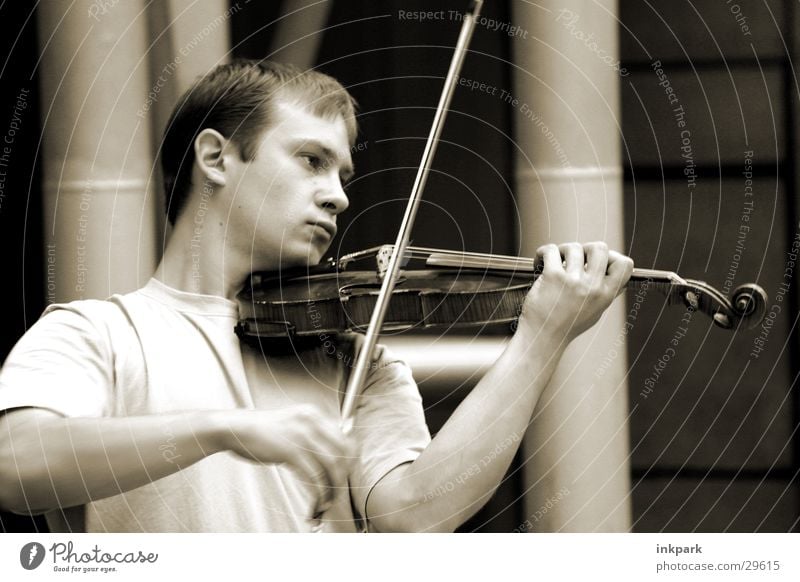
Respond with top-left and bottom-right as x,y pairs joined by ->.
154,214 -> 250,301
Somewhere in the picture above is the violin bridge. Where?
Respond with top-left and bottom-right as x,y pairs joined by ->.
375,245 -> 421,279
336,245 -> 403,277
376,245 -> 393,279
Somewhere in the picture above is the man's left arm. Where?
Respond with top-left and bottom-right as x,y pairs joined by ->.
366,242 -> 633,532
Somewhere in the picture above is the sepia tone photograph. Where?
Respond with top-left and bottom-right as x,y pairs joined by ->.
0,0 -> 796,541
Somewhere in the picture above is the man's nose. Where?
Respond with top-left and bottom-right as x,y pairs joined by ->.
317,178 -> 349,215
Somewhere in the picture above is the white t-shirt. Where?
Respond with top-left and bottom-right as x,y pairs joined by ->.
0,279 -> 431,532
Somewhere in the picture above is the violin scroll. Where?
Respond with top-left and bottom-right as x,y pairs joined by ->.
670,279 -> 768,331
728,283 -> 768,329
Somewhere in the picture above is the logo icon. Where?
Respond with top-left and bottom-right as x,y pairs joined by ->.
20,542 -> 45,570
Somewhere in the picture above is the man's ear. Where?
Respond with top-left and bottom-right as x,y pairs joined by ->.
194,128 -> 231,187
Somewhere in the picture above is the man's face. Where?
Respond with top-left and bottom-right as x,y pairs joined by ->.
228,99 -> 353,271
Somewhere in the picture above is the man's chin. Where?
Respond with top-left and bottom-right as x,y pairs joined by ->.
248,240 -> 329,272
278,248 -> 326,270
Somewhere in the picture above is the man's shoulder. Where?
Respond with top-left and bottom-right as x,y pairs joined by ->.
43,296 -> 118,319
36,285 -> 154,339
0,289 -> 156,418
44,289 -> 128,317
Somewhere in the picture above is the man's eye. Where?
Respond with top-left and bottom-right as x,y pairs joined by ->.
301,154 -> 323,170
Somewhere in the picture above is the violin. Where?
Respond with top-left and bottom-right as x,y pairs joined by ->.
235,244 -> 769,341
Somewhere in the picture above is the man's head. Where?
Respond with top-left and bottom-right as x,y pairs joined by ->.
161,59 -> 358,226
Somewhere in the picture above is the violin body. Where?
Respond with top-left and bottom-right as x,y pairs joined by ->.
235,246 -> 769,341
237,266 -> 531,339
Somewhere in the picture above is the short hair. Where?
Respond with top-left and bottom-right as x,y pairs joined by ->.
160,59 -> 358,225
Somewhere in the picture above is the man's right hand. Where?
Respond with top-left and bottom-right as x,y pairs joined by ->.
222,405 -> 356,513
0,405 -> 354,517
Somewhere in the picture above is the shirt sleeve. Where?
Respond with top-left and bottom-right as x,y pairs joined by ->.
347,339 -> 431,524
0,303 -> 115,418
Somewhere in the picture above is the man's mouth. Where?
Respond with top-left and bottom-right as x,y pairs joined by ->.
308,219 -> 337,240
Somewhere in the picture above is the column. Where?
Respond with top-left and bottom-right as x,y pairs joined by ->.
511,0 -> 632,531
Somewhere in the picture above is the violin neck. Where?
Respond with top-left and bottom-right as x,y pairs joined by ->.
421,246 -> 689,291
338,245 -> 704,305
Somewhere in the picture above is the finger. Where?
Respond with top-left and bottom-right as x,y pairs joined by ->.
606,251 -> 635,295
300,431 -> 351,505
293,454 -> 335,515
310,420 -> 351,461
536,244 -> 563,274
285,428 -> 348,509
584,241 -> 609,278
559,242 -> 585,275
310,463 -> 335,509
308,422 -> 354,492
287,408 -> 350,492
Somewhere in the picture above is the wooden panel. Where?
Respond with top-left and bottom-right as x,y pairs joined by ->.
621,0 -> 786,63
624,179 -> 793,470
632,478 -> 798,532
622,66 -> 784,166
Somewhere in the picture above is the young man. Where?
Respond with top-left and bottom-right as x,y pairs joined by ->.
0,60 -> 633,532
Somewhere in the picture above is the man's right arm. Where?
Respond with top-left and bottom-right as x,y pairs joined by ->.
0,405 -> 352,515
